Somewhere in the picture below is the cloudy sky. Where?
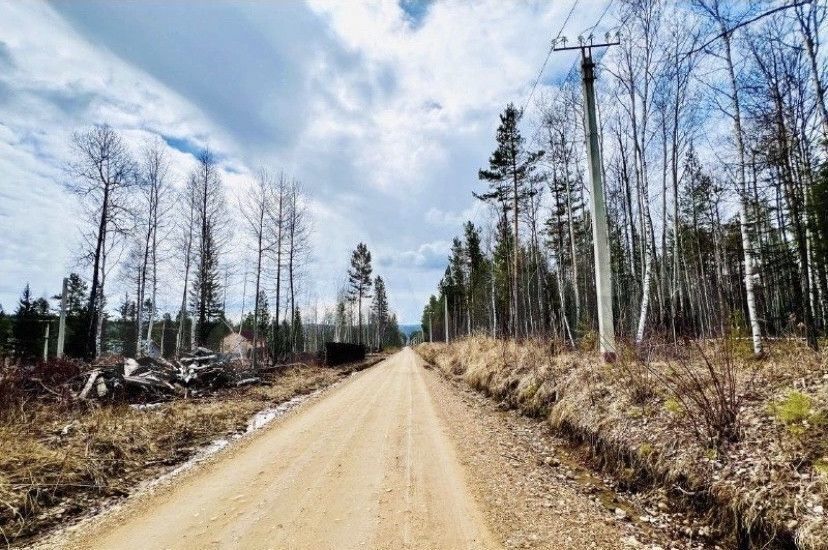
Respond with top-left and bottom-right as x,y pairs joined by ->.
0,0 -> 610,324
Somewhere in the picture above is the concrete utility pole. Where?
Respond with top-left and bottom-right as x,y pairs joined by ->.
554,35 -> 618,362
43,323 -> 50,362
444,297 -> 449,343
160,318 -> 166,357
56,277 -> 68,358
429,311 -> 433,342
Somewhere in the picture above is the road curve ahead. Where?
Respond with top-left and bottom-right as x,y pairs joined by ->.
67,348 -> 499,550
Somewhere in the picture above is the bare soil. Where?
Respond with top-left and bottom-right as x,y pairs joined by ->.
36,348 -> 687,549
1,359 -> 381,547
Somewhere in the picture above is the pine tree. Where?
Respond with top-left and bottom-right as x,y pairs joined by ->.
292,307 -> 304,352
118,293 -> 138,356
63,273 -> 90,357
463,222 -> 488,332
478,103 -> 544,337
385,313 -> 402,348
347,243 -> 373,345
242,291 -> 270,337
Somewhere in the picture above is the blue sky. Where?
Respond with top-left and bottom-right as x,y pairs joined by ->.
0,0 -> 605,323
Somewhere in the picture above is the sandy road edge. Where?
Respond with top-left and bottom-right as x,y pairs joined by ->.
30,360 -> 386,550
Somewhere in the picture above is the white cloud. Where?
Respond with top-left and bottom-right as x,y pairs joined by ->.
0,0 -> 610,323
379,240 -> 451,270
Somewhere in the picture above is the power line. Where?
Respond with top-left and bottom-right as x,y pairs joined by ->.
561,0 -> 615,87
521,0 -> 580,114
526,0 -> 617,148
581,0 -> 615,39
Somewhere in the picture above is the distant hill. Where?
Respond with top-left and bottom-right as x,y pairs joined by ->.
399,324 -> 421,338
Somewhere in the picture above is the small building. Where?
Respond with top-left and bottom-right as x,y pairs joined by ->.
220,331 -> 258,357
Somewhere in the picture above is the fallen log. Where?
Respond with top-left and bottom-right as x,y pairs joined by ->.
78,369 -> 101,400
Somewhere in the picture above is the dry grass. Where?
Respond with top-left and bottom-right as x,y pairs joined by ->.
0,363 -> 357,546
417,337 -> 828,550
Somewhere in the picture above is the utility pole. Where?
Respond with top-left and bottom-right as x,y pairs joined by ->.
429,311 -> 433,342
554,35 -> 618,362
56,277 -> 68,358
43,322 -> 50,362
160,318 -> 166,357
444,297 -> 449,343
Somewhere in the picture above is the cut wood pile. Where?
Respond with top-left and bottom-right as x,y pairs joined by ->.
78,348 -> 261,401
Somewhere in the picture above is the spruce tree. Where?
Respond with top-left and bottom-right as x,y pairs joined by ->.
189,148 -> 229,348
0,305 -> 11,357
13,284 -> 42,358
292,307 -> 304,352
372,275 -> 389,348
191,226 -> 224,346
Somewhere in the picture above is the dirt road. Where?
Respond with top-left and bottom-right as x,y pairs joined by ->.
64,348 -> 499,550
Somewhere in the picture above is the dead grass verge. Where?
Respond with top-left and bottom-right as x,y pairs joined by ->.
416,337 -> 827,550
0,356 -> 384,547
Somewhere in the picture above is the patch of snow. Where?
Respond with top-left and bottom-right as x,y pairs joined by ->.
246,389 -> 323,432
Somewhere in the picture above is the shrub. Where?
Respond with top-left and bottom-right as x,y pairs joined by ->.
645,341 -> 753,449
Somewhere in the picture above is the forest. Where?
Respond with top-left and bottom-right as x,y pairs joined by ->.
420,0 -> 828,356
0,130 -> 403,365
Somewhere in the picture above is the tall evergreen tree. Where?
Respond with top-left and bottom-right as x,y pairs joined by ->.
51,273 -> 89,358
292,307 -> 304,353
372,275 -> 389,348
13,284 -> 46,358
190,226 -> 224,344
242,291 -> 270,337
385,313 -> 403,348
347,243 -> 373,345
478,103 -> 544,337
0,305 -> 11,357
190,149 -> 229,346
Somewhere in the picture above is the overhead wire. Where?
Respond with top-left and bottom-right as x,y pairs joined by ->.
526,0 -> 617,149
520,0 -> 580,114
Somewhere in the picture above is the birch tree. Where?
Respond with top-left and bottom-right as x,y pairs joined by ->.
695,0 -> 764,356
241,169 -> 278,367
132,138 -> 171,356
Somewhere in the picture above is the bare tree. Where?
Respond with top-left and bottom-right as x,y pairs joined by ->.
175,175 -> 197,356
285,180 -> 312,353
240,169 -> 278,368
130,137 -> 172,356
694,0 -> 765,356
67,125 -> 135,358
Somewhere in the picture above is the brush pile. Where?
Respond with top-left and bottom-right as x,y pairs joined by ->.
78,348 -> 260,401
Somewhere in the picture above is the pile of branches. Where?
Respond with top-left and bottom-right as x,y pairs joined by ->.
78,348 -> 261,402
